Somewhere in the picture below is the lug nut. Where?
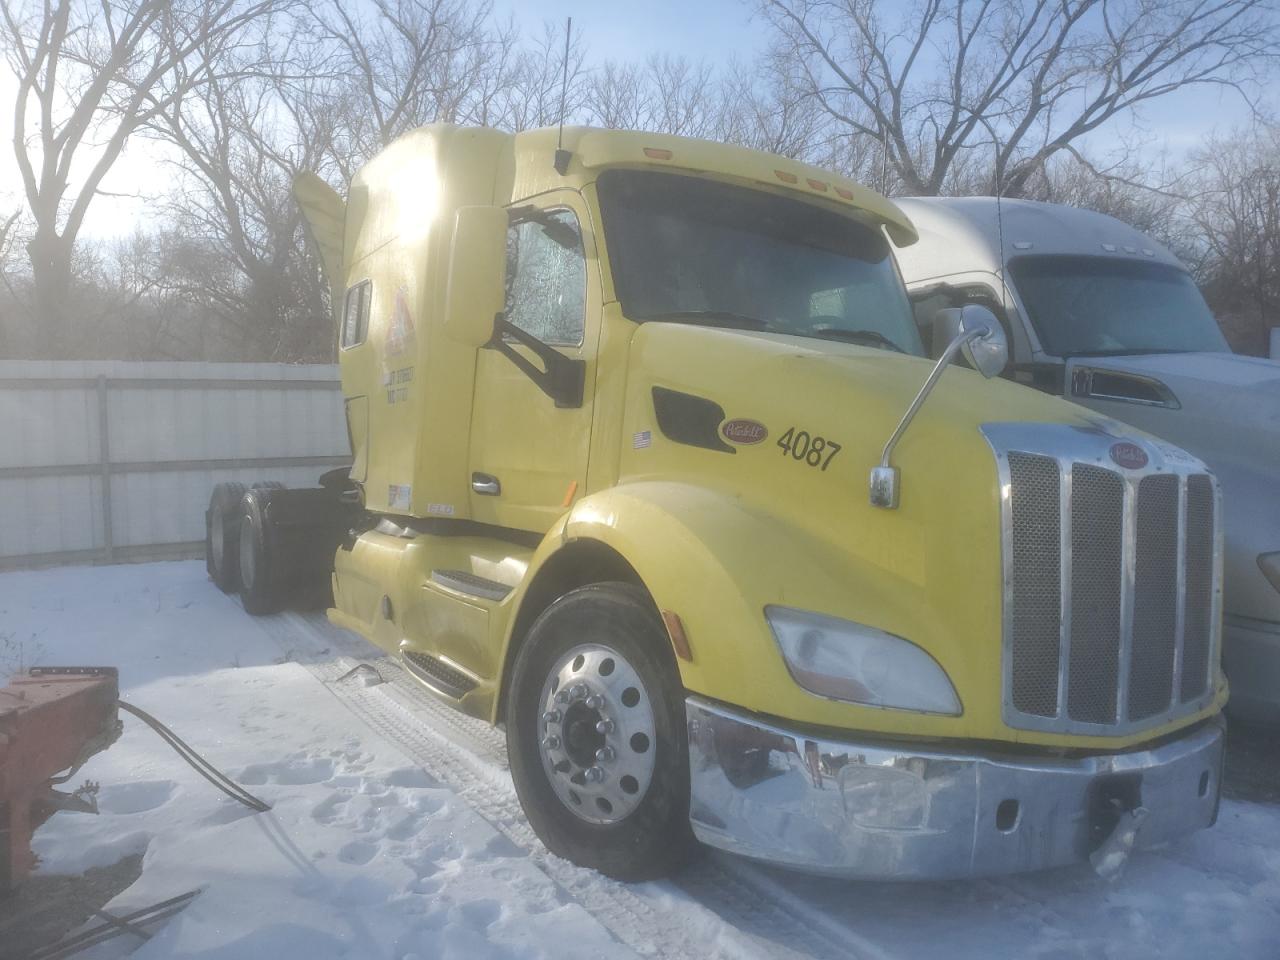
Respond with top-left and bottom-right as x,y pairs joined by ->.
585,765 -> 606,783
584,694 -> 604,710
542,710 -> 561,724
595,719 -> 615,734
595,746 -> 615,763
570,683 -> 588,700
555,690 -> 570,704
542,735 -> 561,750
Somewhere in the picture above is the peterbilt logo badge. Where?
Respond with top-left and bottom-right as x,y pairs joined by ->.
1109,441 -> 1149,469
721,419 -> 768,444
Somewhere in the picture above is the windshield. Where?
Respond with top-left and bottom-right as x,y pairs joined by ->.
596,169 -> 922,355
1009,255 -> 1229,357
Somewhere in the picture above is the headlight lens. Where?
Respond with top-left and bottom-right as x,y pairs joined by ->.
765,606 -> 961,715
1260,553 -> 1280,595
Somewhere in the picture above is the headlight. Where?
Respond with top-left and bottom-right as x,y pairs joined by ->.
765,606 -> 961,715
1260,553 -> 1280,595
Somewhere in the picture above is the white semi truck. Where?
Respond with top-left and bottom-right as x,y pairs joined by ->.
893,197 -> 1280,724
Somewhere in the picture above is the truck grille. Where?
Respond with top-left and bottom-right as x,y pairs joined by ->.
986,424 -> 1220,735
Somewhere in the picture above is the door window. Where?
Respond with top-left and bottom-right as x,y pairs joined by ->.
505,210 -> 586,346
341,280 -> 371,348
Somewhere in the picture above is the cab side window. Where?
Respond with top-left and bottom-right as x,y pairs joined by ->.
342,280 -> 371,348
910,283 -> 1007,356
505,210 -> 585,347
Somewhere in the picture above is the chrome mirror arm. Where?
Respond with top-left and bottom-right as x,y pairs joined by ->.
870,327 -> 986,509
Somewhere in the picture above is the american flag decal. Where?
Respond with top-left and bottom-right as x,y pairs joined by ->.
633,430 -> 652,449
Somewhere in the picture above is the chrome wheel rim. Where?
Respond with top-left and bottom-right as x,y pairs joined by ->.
537,643 -> 656,825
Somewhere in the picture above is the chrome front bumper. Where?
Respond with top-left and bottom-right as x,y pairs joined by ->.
686,697 -> 1224,879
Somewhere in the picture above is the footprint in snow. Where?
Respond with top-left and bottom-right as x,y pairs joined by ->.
338,839 -> 380,865
96,779 -> 177,814
459,899 -> 502,931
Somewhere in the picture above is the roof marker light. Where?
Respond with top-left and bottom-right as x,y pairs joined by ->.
1101,243 -> 1118,252
834,186 -> 854,200
1013,240 -> 1033,250
1142,248 -> 1155,257
643,147 -> 673,160
775,170 -> 798,184
806,178 -> 828,192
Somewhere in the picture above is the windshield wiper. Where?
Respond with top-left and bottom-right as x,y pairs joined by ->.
806,327 -> 905,353
1064,347 -> 1194,358
645,310 -> 770,331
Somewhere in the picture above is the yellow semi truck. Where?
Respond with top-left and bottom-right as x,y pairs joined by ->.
204,125 -> 1227,882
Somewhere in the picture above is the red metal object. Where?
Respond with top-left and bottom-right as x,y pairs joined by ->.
0,667 -> 120,892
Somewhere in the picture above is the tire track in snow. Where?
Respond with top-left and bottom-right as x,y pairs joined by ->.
243,606 -> 871,960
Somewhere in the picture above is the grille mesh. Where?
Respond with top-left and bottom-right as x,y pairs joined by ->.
1129,475 -> 1179,720
1008,454 -> 1062,717
998,431 -> 1216,733
1181,475 -> 1214,701
1067,465 -> 1124,724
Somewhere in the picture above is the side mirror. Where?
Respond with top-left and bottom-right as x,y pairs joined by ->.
445,206 -> 508,348
933,304 -> 1008,378
870,303 -> 1010,509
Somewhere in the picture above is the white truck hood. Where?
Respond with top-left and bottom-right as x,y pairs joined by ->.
1065,351 -> 1280,623
1065,352 -> 1280,475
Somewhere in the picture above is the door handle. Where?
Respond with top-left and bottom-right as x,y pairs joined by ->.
471,473 -> 501,496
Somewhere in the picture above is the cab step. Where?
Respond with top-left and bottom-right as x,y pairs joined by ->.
401,650 -> 479,699
430,569 -> 513,602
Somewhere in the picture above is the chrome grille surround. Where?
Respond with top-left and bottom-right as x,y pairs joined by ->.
982,423 -> 1223,737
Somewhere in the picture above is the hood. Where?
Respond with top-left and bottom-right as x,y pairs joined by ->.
1066,351 -> 1280,621
1066,352 -> 1280,478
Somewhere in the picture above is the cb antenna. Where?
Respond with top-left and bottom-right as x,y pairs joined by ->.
553,17 -> 573,175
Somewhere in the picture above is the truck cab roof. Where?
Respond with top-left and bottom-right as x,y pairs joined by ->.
891,196 -> 1184,280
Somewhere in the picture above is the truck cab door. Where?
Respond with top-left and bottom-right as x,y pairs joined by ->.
467,194 -> 598,533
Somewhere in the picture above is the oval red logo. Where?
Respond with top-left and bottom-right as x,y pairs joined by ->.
721,419 -> 768,445
1109,441 -> 1149,470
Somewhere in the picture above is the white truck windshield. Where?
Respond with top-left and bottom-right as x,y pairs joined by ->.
1010,255 -> 1230,357
597,169 -> 922,356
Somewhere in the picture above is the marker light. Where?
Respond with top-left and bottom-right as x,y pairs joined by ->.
643,147 -> 673,160
774,170 -> 798,184
766,606 -> 961,715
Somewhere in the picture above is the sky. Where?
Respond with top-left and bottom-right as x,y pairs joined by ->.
0,0 -> 1269,245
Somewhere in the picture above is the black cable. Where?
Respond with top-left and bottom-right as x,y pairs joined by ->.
30,890 -> 200,960
117,701 -> 271,813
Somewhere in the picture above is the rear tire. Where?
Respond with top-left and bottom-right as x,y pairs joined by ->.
506,582 -> 694,881
237,489 -> 284,615
205,482 -> 247,593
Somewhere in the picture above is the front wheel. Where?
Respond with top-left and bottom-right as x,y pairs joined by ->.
506,583 -> 694,881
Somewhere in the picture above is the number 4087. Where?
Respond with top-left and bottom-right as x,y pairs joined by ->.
776,427 -> 842,471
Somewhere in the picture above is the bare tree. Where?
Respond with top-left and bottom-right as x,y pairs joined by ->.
1186,122 -> 1280,354
309,0 -> 524,172
758,0 -> 1280,197
145,57 -> 334,361
2,0 -> 285,353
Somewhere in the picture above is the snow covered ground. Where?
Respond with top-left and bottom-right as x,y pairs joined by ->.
2,560 -> 1278,959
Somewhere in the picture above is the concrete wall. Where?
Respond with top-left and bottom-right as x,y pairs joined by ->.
0,361 -> 349,569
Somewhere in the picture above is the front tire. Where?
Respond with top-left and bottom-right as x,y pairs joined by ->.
506,583 -> 693,881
